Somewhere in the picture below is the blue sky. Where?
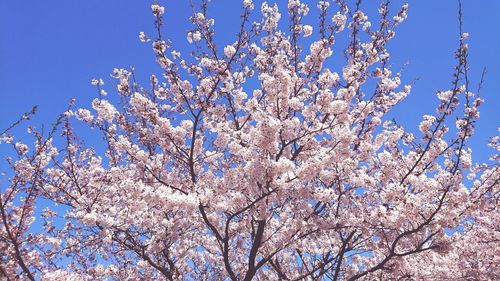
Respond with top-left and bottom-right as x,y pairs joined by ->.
0,0 -> 499,163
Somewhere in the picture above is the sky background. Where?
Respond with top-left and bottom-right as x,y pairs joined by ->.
0,0 -> 499,163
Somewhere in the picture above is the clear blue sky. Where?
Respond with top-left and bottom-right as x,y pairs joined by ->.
0,0 -> 499,162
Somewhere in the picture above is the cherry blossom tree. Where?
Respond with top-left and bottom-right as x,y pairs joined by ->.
1,0 -> 499,280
